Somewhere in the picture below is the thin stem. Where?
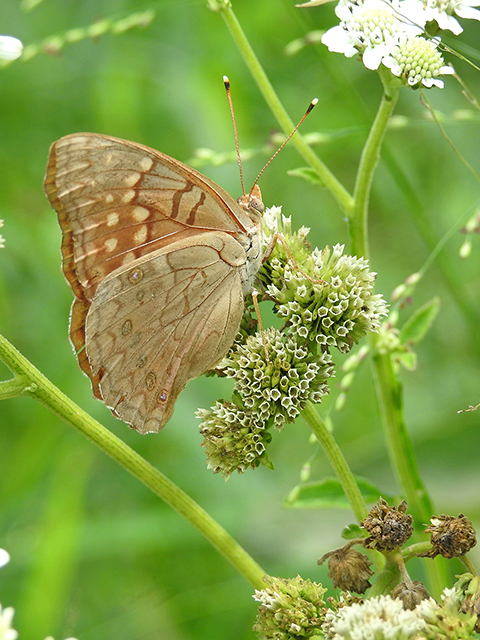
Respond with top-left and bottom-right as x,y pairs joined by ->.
350,77 -> 400,258
301,402 -> 368,524
218,4 -> 354,214
460,555 -> 477,576
370,342 -> 448,596
301,404 -> 385,572
0,333 -> 267,589
370,344 -> 433,523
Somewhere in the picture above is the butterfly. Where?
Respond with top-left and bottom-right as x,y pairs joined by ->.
44,133 -> 265,434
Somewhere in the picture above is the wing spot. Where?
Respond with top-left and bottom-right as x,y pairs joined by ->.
104,152 -> 114,165
132,206 -> 150,222
122,189 -> 136,204
136,355 -> 148,369
124,172 -> 141,188
157,389 -> 168,404
128,267 -> 144,284
145,371 -> 156,391
139,156 -> 154,171
122,252 -> 136,266
105,193 -> 114,203
106,212 -> 119,226
121,319 -> 133,335
133,224 -> 148,245
104,237 -> 118,252
136,289 -> 145,302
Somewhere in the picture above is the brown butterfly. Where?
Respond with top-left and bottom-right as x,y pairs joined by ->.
44,133 -> 265,434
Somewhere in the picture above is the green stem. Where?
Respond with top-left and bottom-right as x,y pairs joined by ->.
368,556 -> 400,597
350,73 -> 400,258
370,345 -> 433,523
0,333 -> 266,589
301,403 -> 384,572
370,343 -> 448,596
301,402 -> 368,524
218,4 -> 354,214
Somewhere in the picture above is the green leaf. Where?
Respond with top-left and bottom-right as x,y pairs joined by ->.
287,167 -> 325,186
283,476 -> 395,509
395,349 -> 417,371
341,523 -> 365,539
400,297 -> 440,346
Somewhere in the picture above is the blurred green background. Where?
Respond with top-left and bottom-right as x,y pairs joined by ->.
1,0 -> 480,638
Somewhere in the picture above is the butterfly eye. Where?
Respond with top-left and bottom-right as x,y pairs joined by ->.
249,197 -> 265,215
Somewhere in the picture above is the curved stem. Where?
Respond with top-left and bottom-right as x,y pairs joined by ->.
301,402 -> 368,524
351,76 -> 399,258
218,4 -> 354,214
301,405 -> 385,572
0,333 -> 267,589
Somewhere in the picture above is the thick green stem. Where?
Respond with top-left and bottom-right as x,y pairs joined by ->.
0,333 -> 266,589
218,4 -> 354,214
350,76 -> 399,258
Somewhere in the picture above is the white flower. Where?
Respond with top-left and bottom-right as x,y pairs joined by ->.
0,549 -> 9,568
0,36 -> 23,61
419,0 -> 480,33
389,35 -> 455,87
322,0 -> 424,70
0,605 -> 18,640
324,594 -> 426,639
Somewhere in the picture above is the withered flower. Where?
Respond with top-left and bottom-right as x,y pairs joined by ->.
325,548 -> 373,594
362,498 -> 413,552
420,514 -> 477,559
392,580 -> 431,610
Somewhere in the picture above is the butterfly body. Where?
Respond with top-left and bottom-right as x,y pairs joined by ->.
44,133 -> 264,434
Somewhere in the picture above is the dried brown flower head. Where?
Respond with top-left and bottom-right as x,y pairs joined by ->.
362,498 -> 413,552
326,548 -> 374,594
392,580 -> 431,610
420,514 -> 477,559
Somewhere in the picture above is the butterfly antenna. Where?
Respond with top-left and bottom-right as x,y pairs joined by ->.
250,97 -> 318,195
224,75 -> 246,197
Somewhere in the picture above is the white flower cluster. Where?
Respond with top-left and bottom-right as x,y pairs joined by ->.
319,0 -> 478,87
323,588 -> 476,639
323,594 -> 426,639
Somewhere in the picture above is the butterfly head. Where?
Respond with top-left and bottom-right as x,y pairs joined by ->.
237,184 -> 264,222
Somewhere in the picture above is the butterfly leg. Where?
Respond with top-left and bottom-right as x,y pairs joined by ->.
251,288 -> 270,363
262,232 -> 328,286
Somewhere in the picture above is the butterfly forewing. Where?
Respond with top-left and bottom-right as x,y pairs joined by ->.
45,134 -> 254,301
44,132 -> 264,433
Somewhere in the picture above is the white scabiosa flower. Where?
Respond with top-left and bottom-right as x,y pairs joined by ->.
322,0 -> 424,70
0,36 -> 23,61
389,35 -> 455,87
418,0 -> 480,33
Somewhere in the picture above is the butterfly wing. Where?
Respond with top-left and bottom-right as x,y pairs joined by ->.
44,133 -> 257,410
85,231 -> 246,433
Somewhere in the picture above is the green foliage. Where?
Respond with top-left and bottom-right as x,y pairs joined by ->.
284,477 -> 396,509
0,0 -> 479,639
